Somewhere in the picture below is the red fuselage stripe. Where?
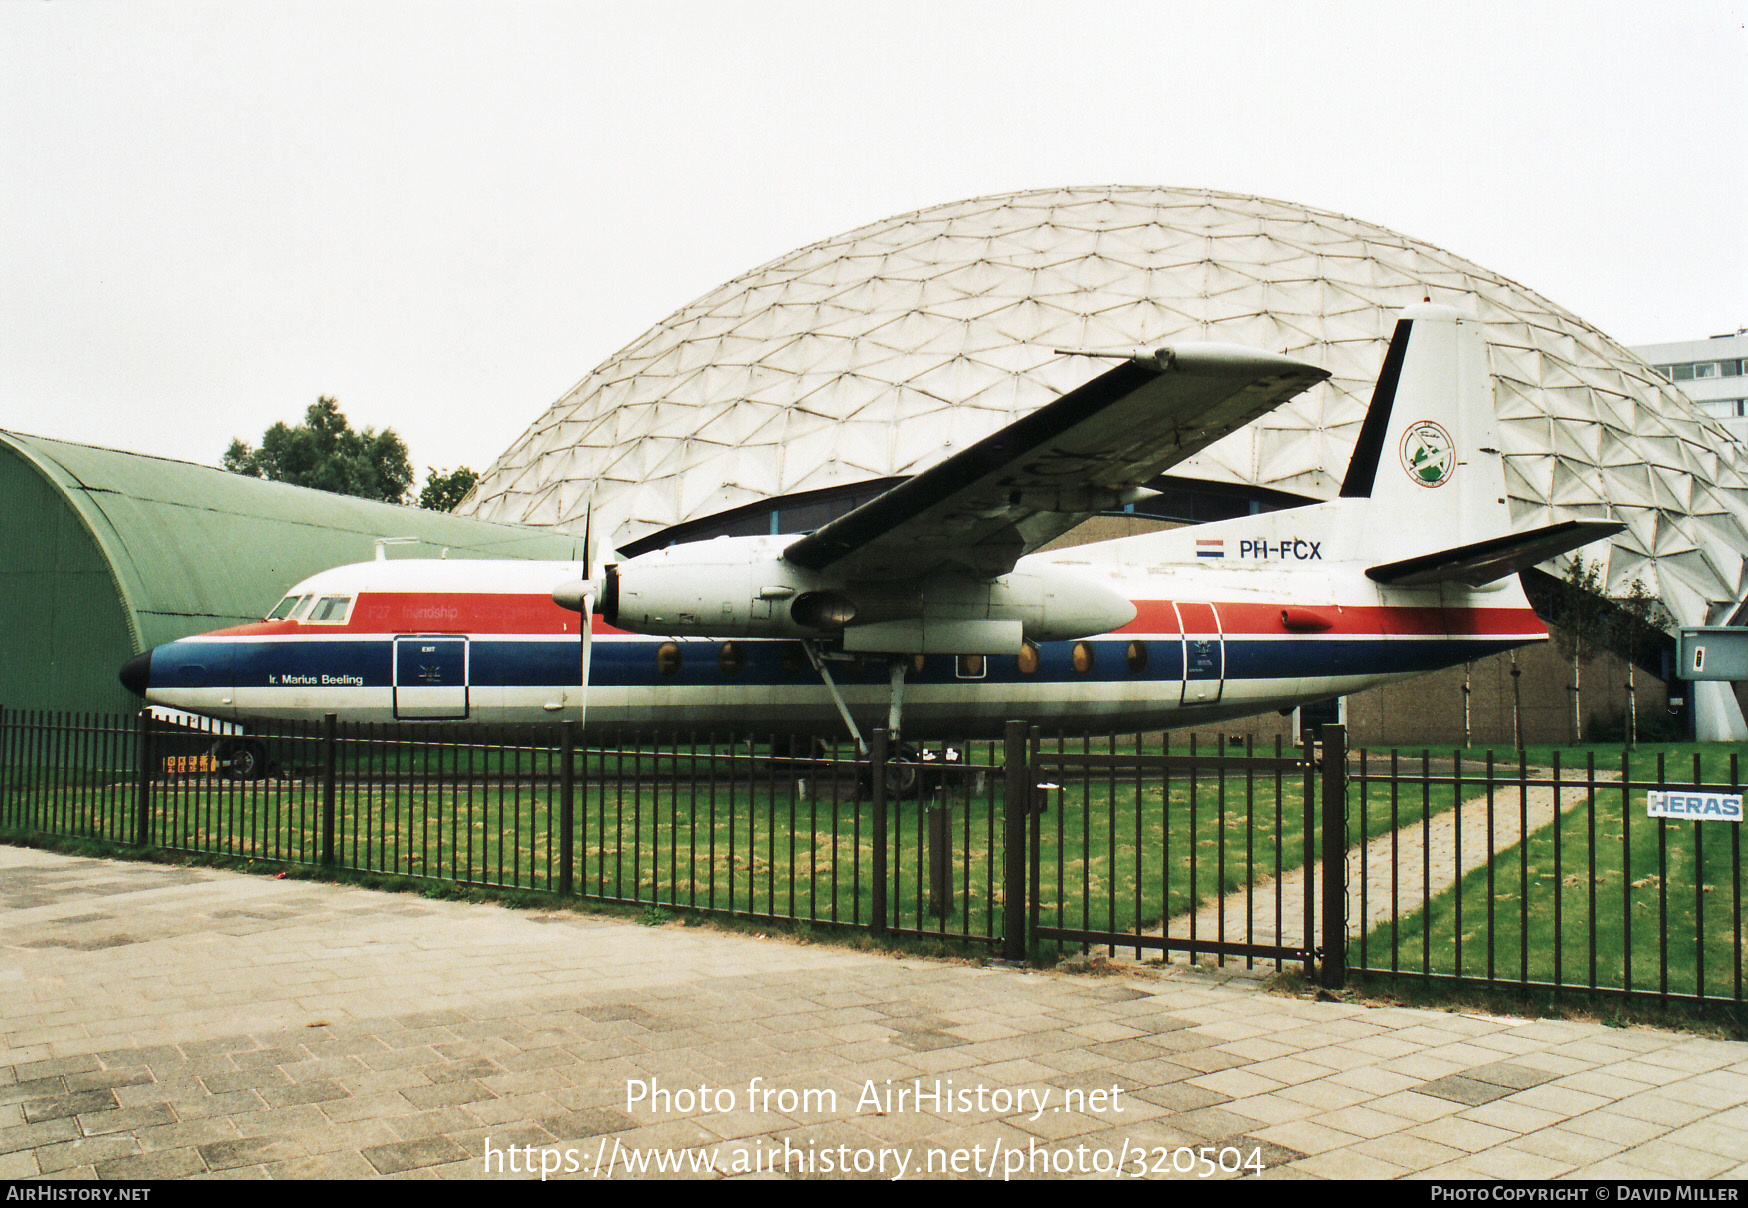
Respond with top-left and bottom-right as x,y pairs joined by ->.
208,593 -> 1545,642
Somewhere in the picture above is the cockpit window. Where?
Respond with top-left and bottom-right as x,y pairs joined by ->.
305,595 -> 354,625
266,595 -> 305,620
290,596 -> 318,621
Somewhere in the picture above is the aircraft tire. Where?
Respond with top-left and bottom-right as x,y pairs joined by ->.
215,738 -> 271,782
886,744 -> 922,797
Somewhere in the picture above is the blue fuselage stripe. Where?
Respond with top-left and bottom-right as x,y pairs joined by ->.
154,634 -> 1523,692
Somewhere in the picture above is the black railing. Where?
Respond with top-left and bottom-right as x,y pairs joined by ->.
5,705 -> 1745,1007
0,708 -> 1011,946
1349,746 -> 1747,1006
1019,723 -> 1336,981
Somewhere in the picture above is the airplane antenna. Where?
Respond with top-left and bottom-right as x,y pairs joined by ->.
373,536 -> 419,561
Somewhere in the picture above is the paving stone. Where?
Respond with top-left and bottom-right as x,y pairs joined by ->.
7,844 -> 1748,1183
1464,1061 -> 1554,1090
361,1134 -> 470,1175
1416,1074 -> 1516,1106
197,1135 -> 307,1171
32,1134 -> 141,1174
93,1146 -> 206,1179
199,1067 -> 291,1095
76,1103 -> 178,1136
1165,1106 -> 1259,1140
22,1090 -> 117,1123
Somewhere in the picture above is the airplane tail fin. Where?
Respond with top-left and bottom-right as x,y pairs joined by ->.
1338,302 -> 1511,552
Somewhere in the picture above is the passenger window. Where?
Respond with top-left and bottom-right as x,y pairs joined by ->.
1126,641 -> 1149,674
656,642 -> 682,678
718,642 -> 744,677
306,596 -> 353,624
1072,642 -> 1095,674
956,654 -> 986,680
1017,641 -> 1040,675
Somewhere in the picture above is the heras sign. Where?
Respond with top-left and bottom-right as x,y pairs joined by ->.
1646,791 -> 1745,823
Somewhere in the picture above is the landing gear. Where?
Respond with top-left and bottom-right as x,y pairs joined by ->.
212,738 -> 271,781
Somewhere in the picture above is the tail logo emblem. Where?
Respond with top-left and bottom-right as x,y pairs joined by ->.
1400,420 -> 1454,488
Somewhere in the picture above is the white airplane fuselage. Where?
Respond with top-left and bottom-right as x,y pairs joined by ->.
124,497 -> 1546,738
121,305 -> 1590,739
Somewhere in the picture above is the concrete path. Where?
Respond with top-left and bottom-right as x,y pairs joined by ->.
1171,765 -> 1617,960
3,843 -> 1746,1181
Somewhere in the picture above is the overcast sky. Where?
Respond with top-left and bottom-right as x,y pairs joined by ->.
3,2 -> 1743,487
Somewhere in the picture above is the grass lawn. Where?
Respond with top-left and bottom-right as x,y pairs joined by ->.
1357,743 -> 1748,1000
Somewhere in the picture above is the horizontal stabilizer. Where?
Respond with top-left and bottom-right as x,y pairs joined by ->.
1366,518 -> 1624,588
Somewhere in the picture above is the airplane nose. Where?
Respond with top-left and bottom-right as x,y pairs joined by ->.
119,650 -> 152,698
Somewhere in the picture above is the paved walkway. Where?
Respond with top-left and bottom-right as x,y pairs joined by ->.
1178,765 -> 1616,954
3,843 -> 1747,1181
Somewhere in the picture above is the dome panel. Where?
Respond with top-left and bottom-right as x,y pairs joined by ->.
461,185 -> 1748,626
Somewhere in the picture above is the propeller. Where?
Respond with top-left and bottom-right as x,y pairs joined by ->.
550,502 -> 618,731
577,504 -> 594,730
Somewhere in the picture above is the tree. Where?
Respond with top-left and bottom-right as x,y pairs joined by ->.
1607,576 -> 1674,748
225,397 -> 413,504
1547,557 -> 1611,743
418,466 -> 478,512
1546,556 -> 1674,746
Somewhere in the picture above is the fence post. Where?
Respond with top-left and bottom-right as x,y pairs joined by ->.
870,728 -> 888,936
1320,722 -> 1347,989
1002,719 -> 1029,961
321,713 -> 337,868
1027,725 -> 1042,961
559,721 -> 576,896
133,711 -> 153,847
927,805 -> 952,919
0,706 -> 9,831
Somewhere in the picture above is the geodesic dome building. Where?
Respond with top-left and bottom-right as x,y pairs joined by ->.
462,186 -> 1748,638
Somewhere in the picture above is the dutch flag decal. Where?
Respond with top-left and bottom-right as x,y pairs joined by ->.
1196,539 -> 1225,559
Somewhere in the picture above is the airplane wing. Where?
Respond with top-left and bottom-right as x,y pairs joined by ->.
782,346 -> 1330,580
1365,518 -> 1626,588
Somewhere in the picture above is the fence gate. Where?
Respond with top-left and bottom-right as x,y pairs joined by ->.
1015,721 -> 1348,985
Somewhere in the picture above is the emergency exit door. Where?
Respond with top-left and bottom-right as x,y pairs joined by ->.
393,636 -> 469,720
1174,602 -> 1225,705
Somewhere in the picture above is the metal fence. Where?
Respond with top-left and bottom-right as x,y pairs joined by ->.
0,708 -> 1017,946
1347,746 -> 1747,1007
5,705 -> 1745,1008
1019,727 -> 1332,977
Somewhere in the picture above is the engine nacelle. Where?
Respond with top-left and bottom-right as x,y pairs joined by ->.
600,539 -> 817,637
571,536 -> 1136,652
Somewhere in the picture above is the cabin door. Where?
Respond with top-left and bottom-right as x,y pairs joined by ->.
1174,602 -> 1225,706
393,636 -> 470,720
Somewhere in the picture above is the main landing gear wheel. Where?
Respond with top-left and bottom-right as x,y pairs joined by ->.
886,744 -> 922,796
213,738 -> 270,781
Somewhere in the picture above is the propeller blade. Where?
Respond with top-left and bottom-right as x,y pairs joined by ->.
579,588 -> 593,731
580,502 -> 593,731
